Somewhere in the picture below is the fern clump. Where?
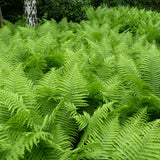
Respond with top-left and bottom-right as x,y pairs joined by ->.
1,5 -> 160,160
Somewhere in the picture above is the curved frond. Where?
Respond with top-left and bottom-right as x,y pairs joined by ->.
3,65 -> 35,107
139,45 -> 160,97
59,64 -> 88,107
0,90 -> 27,124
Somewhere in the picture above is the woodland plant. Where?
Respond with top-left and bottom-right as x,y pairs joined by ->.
1,5 -> 160,160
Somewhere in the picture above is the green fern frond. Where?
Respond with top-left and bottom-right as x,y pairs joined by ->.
77,102 -> 114,147
86,6 -> 109,26
0,90 -> 27,124
0,26 -> 12,45
0,59 -> 13,88
7,33 -> 31,63
139,45 -> 160,97
118,54 -> 149,98
102,75 -> 123,102
3,131 -> 50,160
24,53 -> 47,81
118,54 -> 141,80
37,20 -> 58,37
3,65 -> 35,107
135,120 -> 160,160
112,110 -> 160,160
84,108 -> 160,160
49,124 -> 73,151
38,68 -> 59,89
50,102 -> 78,145
60,141 -> 102,160
98,117 -> 120,159
28,32 -> 56,55
35,68 -> 60,116
6,110 -> 42,131
18,26 -> 37,39
0,40 -> 8,55
59,64 -> 88,107
73,111 -> 90,131
24,142 -> 62,160
89,55 -> 116,81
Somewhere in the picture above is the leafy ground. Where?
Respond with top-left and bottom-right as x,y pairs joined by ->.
1,6 -> 160,160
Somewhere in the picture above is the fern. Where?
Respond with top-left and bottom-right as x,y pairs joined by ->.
75,102 -> 114,147
139,45 -> 160,97
112,109 -> 160,160
0,90 -> 27,124
1,5 -> 160,160
0,26 -> 12,45
3,65 -> 35,108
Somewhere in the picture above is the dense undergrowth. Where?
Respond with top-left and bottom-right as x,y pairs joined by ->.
1,6 -> 160,159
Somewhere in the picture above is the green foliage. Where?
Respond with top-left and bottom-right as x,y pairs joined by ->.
1,6 -> 160,159
2,0 -> 160,24
37,0 -> 89,23
0,0 -> 24,23
90,0 -> 160,12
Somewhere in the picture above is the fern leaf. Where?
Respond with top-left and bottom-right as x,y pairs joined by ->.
3,65 -> 35,108
0,90 -> 27,124
77,102 -> 114,147
59,64 -> 88,107
139,45 -> 160,97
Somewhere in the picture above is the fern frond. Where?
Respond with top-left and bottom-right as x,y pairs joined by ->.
24,53 -> 47,81
102,75 -> 123,102
3,65 -> 35,107
49,102 -> 78,145
59,64 -> 88,107
35,68 -> 60,116
18,26 -> 37,39
3,131 -> 50,160
118,54 -> 141,80
96,56 -> 116,80
63,143 -> 102,160
7,32 -> 31,63
139,45 -> 160,97
0,40 -> 8,55
86,6 -> 109,26
0,90 -> 27,124
37,20 -> 58,37
24,142 -> 62,160
112,111 -> 160,160
118,54 -> 149,98
28,32 -> 56,55
98,116 -> 120,159
0,26 -> 12,45
73,111 -> 90,131
77,102 -> 114,147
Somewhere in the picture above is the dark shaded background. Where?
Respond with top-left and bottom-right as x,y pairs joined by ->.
1,0 -> 160,23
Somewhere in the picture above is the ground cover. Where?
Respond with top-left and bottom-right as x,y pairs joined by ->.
1,6 -> 160,160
